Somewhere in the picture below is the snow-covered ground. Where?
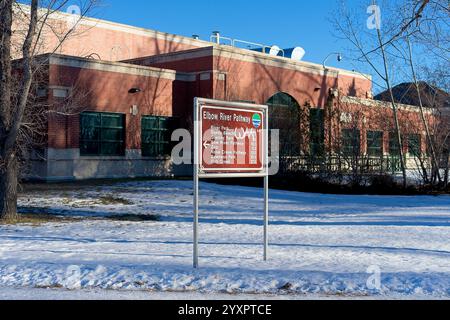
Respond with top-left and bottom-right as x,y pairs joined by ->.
0,180 -> 449,299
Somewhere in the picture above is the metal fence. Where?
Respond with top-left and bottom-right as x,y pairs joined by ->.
278,155 -> 408,175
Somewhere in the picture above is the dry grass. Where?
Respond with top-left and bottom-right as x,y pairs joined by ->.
0,213 -> 80,226
98,196 -> 133,205
0,212 -> 160,226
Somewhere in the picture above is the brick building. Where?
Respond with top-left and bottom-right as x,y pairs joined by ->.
16,8 -> 436,181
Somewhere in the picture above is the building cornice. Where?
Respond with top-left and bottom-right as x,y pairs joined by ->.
45,54 -> 177,80
341,96 -> 436,114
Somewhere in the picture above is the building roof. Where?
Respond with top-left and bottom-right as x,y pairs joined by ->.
375,82 -> 450,110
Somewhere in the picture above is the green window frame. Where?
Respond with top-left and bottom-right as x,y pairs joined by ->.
367,131 -> 383,157
408,134 -> 421,157
141,116 -> 177,158
388,132 -> 402,172
342,128 -> 361,156
389,132 -> 401,156
310,108 -> 325,156
80,112 -> 125,156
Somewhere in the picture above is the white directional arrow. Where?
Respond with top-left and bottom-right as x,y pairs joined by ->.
203,141 -> 211,149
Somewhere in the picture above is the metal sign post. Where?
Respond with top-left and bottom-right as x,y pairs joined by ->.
193,98 -> 269,268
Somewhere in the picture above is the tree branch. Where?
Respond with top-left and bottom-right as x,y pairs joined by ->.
4,0 -> 38,153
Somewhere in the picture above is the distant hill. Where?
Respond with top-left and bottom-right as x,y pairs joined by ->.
374,82 -> 449,109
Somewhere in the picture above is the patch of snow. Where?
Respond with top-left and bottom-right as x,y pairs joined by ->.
0,180 -> 447,299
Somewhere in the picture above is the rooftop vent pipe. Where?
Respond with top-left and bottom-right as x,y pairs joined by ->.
212,31 -> 220,44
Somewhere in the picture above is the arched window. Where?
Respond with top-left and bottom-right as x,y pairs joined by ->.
266,92 -> 301,156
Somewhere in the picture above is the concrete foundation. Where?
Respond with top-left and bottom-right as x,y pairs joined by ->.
26,149 -> 192,182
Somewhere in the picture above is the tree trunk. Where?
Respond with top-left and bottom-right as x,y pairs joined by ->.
0,150 -> 18,221
376,27 -> 407,189
444,150 -> 449,189
0,0 -> 14,221
0,0 -> 38,221
406,36 -> 441,185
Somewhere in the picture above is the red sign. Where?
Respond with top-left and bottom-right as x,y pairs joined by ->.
199,105 -> 265,173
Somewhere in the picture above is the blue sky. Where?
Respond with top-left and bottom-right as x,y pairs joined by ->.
93,0 -> 360,71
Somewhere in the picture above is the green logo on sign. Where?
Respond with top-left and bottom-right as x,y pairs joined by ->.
252,114 -> 262,128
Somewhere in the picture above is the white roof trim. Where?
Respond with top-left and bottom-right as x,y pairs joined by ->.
48,54 -> 177,80
341,96 -> 435,114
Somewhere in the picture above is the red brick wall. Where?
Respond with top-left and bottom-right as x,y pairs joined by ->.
45,53 -> 430,157
53,26 -> 203,61
211,55 -> 372,107
138,51 -> 372,107
148,56 -> 214,73
48,64 -> 174,150
13,15 -> 206,60
337,100 -> 435,154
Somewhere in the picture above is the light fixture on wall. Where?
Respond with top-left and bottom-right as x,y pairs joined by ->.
322,53 -> 343,69
130,105 -> 139,116
329,88 -> 339,98
128,87 -> 142,94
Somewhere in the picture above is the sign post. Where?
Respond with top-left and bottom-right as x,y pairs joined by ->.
193,98 -> 269,268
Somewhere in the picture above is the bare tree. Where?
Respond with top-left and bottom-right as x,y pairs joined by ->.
332,0 -> 439,188
0,0 -> 98,221
382,0 -> 449,187
422,63 -> 450,187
